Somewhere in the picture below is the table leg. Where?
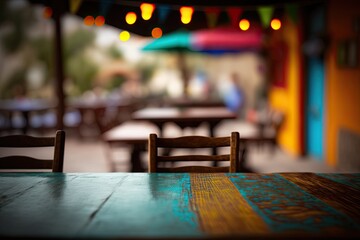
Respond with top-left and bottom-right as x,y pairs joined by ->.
238,141 -> 254,173
154,123 -> 164,137
130,144 -> 146,172
22,112 -> 29,134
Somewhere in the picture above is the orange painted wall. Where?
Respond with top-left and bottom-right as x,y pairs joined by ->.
268,18 -> 303,155
325,0 -> 360,166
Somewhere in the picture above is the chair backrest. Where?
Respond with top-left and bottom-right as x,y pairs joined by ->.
0,130 -> 65,172
148,132 -> 240,173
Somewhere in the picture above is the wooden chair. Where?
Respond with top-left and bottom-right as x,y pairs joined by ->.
0,130 -> 65,172
148,132 -> 240,173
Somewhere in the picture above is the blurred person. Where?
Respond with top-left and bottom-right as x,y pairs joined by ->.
223,72 -> 245,117
188,70 -> 210,100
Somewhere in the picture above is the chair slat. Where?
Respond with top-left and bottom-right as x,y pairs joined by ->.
0,135 -> 54,147
148,132 -> 240,173
0,156 -> 53,169
0,130 -> 65,172
158,154 -> 230,162
156,136 -> 230,148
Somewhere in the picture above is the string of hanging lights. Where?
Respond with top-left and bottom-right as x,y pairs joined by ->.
41,0 -> 303,40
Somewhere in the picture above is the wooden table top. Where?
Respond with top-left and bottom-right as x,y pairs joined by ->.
132,107 -> 237,122
0,172 -> 359,239
102,121 -> 159,144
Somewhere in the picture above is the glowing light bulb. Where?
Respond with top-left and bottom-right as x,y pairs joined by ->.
95,16 -> 105,26
180,6 -> 194,24
119,31 -> 130,41
271,19 -> 281,30
140,3 -> 155,20
152,27 -> 162,38
43,7 -> 52,19
239,19 -> 250,31
84,16 -> 94,26
126,12 -> 137,25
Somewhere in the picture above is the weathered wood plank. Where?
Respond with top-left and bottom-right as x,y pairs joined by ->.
190,173 -> 269,236
0,173 -> 128,238
0,173 -> 359,239
158,166 -> 229,173
317,173 -> 360,190
0,173 -> 49,207
228,173 -> 360,233
281,173 -> 360,221
82,173 -> 202,238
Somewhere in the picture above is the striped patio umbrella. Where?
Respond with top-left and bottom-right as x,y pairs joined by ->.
192,27 -> 263,53
142,27 -> 263,96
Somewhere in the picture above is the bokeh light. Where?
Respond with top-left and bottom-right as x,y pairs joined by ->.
152,27 -> 162,38
43,7 -> 52,19
119,31 -> 130,41
239,19 -> 250,31
271,18 -> 281,30
84,16 -> 94,26
95,16 -> 105,26
126,12 -> 137,25
180,6 -> 194,24
140,3 -> 155,20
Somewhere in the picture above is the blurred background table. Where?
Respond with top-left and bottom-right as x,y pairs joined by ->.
68,98 -> 138,138
132,106 -> 237,137
0,99 -> 55,134
102,121 -> 159,171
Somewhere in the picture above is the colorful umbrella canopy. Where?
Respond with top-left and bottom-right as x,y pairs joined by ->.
142,27 -> 263,97
191,27 -> 262,52
142,27 -> 262,52
142,31 -> 192,52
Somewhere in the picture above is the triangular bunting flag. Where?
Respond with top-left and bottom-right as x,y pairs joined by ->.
100,0 -> 113,16
227,7 -> 243,28
158,5 -> 170,23
205,7 -> 220,28
285,4 -> 298,24
69,0 -> 83,14
258,6 -> 274,28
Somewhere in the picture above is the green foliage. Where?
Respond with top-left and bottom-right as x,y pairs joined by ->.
135,61 -> 156,85
0,2 -> 36,54
0,2 -> 112,98
63,29 -> 98,95
0,67 -> 28,99
105,75 -> 125,90
1,19 -> 24,53
63,29 -> 96,60
106,44 -> 123,59
66,54 -> 98,94
31,36 -> 54,83
30,29 -> 98,94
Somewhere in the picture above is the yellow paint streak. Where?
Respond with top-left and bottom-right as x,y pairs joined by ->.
269,17 -> 302,155
190,173 -> 269,236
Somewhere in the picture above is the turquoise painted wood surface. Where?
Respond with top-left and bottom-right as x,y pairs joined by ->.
0,173 -> 359,239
